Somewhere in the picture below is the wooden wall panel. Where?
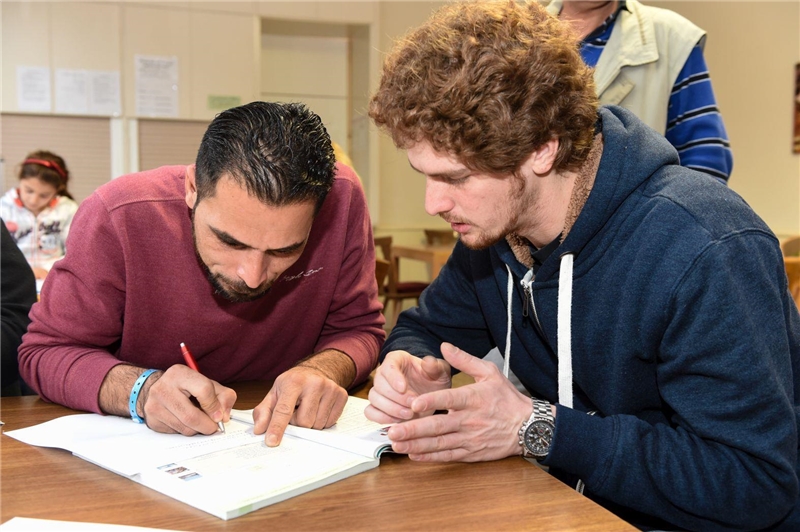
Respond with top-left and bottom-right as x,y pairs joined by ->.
137,119 -> 209,172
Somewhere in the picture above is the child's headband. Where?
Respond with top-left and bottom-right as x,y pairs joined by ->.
23,158 -> 67,181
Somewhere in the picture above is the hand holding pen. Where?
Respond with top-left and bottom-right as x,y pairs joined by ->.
181,342 -> 226,433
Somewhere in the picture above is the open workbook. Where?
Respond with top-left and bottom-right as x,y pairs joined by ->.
3,396 -> 393,520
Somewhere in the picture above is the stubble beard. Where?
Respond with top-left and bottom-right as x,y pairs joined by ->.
450,177 -> 529,251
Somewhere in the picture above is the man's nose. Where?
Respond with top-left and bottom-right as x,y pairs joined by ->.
425,179 -> 454,217
237,252 -> 270,288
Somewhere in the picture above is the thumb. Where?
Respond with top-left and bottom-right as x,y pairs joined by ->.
196,392 -> 224,423
440,342 -> 494,381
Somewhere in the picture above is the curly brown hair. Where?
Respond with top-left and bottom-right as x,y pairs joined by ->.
369,0 -> 598,175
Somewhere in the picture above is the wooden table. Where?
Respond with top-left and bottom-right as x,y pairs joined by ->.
1,381 -> 635,531
391,244 -> 455,279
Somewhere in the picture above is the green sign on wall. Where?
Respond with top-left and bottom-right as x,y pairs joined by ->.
207,95 -> 241,111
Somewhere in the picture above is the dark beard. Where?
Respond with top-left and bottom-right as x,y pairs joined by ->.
205,270 -> 271,303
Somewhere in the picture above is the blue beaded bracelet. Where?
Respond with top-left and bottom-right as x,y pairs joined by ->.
129,369 -> 158,424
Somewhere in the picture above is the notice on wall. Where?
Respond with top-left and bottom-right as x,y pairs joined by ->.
55,69 -> 122,116
135,55 -> 179,118
207,95 -> 241,111
16,66 -> 51,112
89,71 -> 121,116
55,69 -> 89,114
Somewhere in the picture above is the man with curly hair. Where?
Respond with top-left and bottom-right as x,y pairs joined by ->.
20,102 -> 384,446
366,2 -> 800,530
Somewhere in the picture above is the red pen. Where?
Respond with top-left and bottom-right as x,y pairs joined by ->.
180,342 -> 200,371
180,342 -> 225,433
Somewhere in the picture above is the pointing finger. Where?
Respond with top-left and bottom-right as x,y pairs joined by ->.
440,343 -> 497,382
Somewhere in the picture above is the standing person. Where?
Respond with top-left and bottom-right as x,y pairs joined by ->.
1,151 -> 79,280
19,101 -> 385,446
366,2 -> 799,530
1,220 -> 37,396
547,0 -> 733,181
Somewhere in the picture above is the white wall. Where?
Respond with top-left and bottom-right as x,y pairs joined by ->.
653,0 -> 800,237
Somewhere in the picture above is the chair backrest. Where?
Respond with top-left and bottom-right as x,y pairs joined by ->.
373,235 -> 399,292
424,229 -> 458,246
785,257 -> 800,310
782,236 -> 800,257
373,235 -> 392,261
375,258 -> 390,297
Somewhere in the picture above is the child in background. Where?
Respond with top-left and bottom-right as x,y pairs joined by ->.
1,151 -> 79,280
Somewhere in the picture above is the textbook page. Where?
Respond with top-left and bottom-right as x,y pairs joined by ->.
3,402 -> 382,520
138,427 -> 377,520
231,395 -> 394,459
3,413 -> 259,477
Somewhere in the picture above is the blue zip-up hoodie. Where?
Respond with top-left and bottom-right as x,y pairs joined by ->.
383,107 -> 800,531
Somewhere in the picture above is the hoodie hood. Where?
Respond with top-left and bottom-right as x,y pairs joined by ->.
497,106 -> 679,281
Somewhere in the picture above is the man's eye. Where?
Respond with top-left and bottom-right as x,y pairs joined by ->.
269,249 -> 299,258
221,239 -> 247,250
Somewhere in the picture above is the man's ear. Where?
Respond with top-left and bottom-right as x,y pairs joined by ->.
185,165 -> 197,209
529,138 -> 560,176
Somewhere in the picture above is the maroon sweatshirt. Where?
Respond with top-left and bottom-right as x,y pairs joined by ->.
19,164 -> 385,413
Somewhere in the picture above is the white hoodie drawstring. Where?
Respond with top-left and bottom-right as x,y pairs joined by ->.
503,265 -> 513,378
557,253 -> 574,408
505,253 -> 575,408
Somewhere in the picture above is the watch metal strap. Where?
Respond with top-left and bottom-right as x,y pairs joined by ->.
532,398 -> 554,423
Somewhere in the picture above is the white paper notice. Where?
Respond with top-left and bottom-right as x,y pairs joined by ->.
55,69 -> 121,116
55,69 -> 89,114
135,55 -> 178,117
89,70 -> 121,116
16,66 -> 51,112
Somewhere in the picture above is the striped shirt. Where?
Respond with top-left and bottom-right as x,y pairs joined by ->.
581,3 -> 733,181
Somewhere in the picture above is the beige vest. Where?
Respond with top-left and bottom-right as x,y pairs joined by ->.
545,0 -> 705,135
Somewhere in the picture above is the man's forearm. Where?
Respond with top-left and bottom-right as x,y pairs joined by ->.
296,349 -> 357,389
98,364 -> 162,418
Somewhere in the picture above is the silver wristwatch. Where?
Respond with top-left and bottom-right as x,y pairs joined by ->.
518,398 -> 555,461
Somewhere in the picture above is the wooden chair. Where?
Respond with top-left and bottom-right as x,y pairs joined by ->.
375,257 -> 390,298
373,235 -> 429,330
781,236 -> 800,258
424,228 -> 458,246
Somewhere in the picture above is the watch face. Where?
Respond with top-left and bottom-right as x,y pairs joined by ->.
524,420 -> 553,457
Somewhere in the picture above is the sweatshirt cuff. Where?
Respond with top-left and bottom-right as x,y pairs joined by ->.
544,405 -> 618,486
316,333 -> 381,387
64,356 -> 125,415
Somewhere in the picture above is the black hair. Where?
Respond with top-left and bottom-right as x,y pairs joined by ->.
195,101 -> 336,212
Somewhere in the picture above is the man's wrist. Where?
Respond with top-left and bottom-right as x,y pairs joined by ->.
137,370 -> 162,418
296,349 -> 356,389
99,364 -> 162,418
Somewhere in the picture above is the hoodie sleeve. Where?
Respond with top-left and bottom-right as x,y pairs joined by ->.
546,233 -> 799,531
382,242 -> 497,363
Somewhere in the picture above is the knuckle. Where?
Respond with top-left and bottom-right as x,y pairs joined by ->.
274,402 -> 295,416
294,410 -> 315,428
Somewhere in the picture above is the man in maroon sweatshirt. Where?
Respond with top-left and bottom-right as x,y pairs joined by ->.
18,102 -> 385,446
